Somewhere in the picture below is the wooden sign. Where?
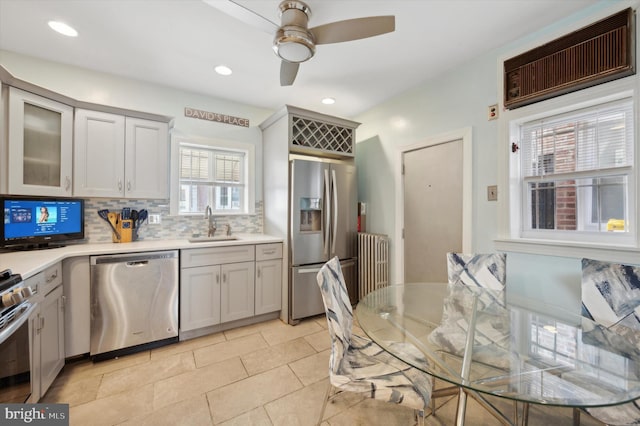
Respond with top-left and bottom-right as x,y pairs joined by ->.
184,107 -> 249,127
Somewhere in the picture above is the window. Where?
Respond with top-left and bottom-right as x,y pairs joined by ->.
511,95 -> 635,246
170,136 -> 255,216
179,146 -> 245,214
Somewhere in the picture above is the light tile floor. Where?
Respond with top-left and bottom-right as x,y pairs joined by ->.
42,315 -> 605,426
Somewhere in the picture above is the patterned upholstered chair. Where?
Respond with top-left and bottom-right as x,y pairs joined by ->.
578,258 -> 640,425
316,257 -> 432,425
428,252 -> 508,357
446,252 -> 507,296
427,253 -> 510,416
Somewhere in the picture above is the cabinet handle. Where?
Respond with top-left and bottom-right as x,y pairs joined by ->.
216,274 -> 220,284
118,179 -> 123,191
46,269 -> 58,283
127,180 -> 131,191
257,267 -> 261,278
263,249 -> 276,255
223,273 -> 226,283
61,295 -> 66,311
65,176 -> 71,191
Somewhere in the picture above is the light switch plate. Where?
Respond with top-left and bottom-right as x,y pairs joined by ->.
148,214 -> 161,224
487,185 -> 498,201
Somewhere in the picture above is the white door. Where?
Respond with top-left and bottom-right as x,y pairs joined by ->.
403,139 -> 464,282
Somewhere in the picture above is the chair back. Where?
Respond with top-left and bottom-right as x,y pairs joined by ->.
447,252 -> 506,291
429,253 -> 510,365
581,258 -> 640,330
580,259 -> 640,425
316,257 -> 353,374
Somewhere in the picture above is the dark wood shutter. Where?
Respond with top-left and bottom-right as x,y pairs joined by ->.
504,8 -> 635,109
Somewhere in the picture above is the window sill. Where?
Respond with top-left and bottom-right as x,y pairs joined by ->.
494,238 -> 640,263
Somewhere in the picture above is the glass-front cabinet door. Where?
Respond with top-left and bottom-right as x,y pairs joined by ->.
8,87 -> 73,195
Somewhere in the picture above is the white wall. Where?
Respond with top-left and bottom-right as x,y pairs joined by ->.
354,43 -> 500,277
353,1 -> 625,312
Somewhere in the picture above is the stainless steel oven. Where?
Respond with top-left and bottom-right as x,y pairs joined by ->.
0,272 -> 36,403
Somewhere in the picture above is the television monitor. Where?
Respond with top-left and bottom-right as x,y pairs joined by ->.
1,196 -> 85,250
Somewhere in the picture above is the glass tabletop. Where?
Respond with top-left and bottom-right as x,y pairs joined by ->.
355,282 -> 640,408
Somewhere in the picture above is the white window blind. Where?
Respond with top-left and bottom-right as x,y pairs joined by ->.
521,98 -> 633,179
516,96 -> 635,239
178,145 -> 246,213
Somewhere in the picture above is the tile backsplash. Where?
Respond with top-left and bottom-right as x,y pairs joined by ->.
86,199 -> 263,243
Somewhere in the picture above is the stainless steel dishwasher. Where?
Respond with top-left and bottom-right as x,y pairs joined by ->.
90,250 -> 179,359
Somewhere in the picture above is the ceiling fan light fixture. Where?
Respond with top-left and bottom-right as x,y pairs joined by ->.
273,27 -> 315,63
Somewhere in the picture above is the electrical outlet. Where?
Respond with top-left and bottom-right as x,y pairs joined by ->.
148,214 -> 161,224
488,104 -> 498,121
487,185 -> 498,201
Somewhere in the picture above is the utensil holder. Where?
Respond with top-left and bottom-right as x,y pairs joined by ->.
109,213 -> 120,243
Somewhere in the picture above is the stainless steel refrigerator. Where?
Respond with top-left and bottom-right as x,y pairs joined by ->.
289,157 -> 358,323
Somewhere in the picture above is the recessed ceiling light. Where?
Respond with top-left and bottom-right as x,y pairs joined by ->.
321,97 -> 335,105
48,21 -> 78,37
214,65 -> 233,76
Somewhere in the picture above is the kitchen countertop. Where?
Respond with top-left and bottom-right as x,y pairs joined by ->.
0,233 -> 283,280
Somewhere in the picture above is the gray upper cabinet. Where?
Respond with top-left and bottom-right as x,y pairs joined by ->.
0,67 -> 173,198
7,87 -> 74,196
260,105 -> 359,159
74,109 -> 169,199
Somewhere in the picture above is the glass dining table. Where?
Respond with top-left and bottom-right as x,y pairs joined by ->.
355,282 -> 640,426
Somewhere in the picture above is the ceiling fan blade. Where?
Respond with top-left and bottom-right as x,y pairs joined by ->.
202,0 -> 278,34
311,16 -> 395,45
280,61 -> 300,86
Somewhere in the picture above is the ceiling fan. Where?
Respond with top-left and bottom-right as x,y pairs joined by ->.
204,0 -> 395,86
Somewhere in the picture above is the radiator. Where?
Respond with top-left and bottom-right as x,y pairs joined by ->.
357,233 -> 390,298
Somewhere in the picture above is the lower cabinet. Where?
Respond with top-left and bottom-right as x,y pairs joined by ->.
221,261 -> 255,323
180,243 -> 282,335
255,259 -> 282,315
37,285 -> 65,397
26,263 -> 65,402
180,265 -> 221,331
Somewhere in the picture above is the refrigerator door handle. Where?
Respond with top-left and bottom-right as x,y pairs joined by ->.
297,267 -> 323,274
331,169 -> 338,255
323,168 -> 331,256
340,259 -> 356,268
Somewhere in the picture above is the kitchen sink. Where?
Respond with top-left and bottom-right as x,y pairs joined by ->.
188,235 -> 238,243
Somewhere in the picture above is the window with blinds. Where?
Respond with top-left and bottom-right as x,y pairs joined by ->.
179,145 -> 245,214
518,97 -> 634,237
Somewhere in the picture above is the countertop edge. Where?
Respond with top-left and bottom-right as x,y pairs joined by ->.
0,234 -> 284,279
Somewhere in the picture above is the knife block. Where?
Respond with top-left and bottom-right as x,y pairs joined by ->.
117,219 -> 133,243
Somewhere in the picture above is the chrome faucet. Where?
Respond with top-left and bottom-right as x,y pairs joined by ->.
204,205 -> 216,237
224,223 -> 231,236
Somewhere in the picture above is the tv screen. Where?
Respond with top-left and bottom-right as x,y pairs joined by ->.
1,196 -> 85,249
